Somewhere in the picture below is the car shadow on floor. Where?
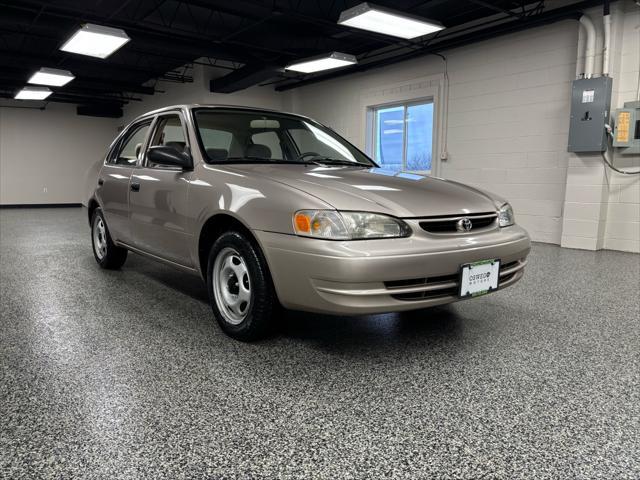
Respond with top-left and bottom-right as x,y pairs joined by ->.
128,256 -> 210,303
127,254 -> 465,347
277,307 -> 464,349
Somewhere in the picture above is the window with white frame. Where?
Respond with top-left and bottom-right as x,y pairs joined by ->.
371,100 -> 434,173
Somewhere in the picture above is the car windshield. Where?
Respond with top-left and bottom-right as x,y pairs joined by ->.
193,109 -> 375,167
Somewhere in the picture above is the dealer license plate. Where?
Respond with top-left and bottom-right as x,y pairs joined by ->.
459,259 -> 500,297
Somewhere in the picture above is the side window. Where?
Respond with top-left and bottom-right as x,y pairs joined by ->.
110,122 -> 151,166
250,131 -> 283,159
150,115 -> 187,150
147,114 -> 188,167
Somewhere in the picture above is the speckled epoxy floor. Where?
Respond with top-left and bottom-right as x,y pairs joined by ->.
1,208 -> 638,479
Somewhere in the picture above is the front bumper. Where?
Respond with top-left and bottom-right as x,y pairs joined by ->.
255,223 -> 531,315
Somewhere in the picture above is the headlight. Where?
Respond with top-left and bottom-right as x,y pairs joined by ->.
293,210 -> 411,240
498,203 -> 515,227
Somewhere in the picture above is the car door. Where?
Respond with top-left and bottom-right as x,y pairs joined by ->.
128,112 -> 194,267
97,119 -> 152,244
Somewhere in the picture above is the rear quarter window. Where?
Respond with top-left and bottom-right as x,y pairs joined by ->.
108,120 -> 151,166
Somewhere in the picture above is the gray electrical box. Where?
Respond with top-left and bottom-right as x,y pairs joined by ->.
612,101 -> 640,156
567,77 -> 613,152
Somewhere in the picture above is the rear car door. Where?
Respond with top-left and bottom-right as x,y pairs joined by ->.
128,112 -> 194,267
97,119 -> 152,244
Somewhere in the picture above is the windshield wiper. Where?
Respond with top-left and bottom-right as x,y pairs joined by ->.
222,157 -> 309,164
303,157 -> 371,168
218,156 -> 371,167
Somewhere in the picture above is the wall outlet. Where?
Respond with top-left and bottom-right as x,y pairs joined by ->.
43,187 -> 47,193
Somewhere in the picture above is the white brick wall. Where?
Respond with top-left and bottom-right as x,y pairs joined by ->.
605,174 -> 640,252
603,2 -> 640,253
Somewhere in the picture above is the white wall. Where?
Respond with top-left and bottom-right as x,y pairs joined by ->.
288,21 -> 579,245
0,103 -> 118,205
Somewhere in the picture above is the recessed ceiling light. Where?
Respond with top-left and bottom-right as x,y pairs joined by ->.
60,23 -> 130,59
14,86 -> 52,100
285,52 -> 357,73
338,2 -> 444,39
28,67 -> 75,87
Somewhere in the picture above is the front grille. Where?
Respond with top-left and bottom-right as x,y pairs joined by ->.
385,273 -> 459,301
390,285 -> 459,301
419,212 -> 497,234
385,273 -> 456,289
385,258 -> 527,301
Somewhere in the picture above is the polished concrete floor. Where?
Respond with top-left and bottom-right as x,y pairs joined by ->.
1,207 -> 638,479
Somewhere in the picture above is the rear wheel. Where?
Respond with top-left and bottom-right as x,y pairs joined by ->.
207,231 -> 276,341
91,208 -> 128,269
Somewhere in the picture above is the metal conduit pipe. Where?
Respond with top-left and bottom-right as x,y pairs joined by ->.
579,15 -> 596,78
602,0 -> 612,76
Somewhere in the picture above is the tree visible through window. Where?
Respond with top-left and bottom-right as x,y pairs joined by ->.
373,101 -> 433,173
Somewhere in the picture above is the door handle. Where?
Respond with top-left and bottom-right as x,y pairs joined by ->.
130,182 -> 140,192
98,178 -> 104,186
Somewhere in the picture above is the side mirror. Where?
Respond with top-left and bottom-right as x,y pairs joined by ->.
147,145 -> 192,169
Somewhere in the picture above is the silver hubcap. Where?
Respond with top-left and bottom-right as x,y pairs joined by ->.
212,247 -> 252,325
93,217 -> 107,260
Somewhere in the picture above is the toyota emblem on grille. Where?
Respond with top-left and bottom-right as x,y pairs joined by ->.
456,218 -> 473,232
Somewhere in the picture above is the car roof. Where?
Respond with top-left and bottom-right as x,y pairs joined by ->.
131,104 -> 312,125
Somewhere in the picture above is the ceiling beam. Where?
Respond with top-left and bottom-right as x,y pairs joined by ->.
77,104 -> 123,118
468,0 -> 524,19
209,64 -> 279,93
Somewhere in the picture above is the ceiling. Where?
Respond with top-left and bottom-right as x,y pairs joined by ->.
0,0 -> 604,117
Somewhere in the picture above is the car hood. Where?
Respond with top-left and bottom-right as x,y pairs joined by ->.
223,164 -> 499,218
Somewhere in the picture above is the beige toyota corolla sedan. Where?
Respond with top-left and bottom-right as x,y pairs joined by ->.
84,105 -> 530,340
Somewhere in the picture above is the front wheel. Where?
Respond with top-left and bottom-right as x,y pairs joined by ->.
91,208 -> 128,269
207,231 -> 276,341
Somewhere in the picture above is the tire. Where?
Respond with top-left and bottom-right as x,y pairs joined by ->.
91,208 -> 128,269
207,230 -> 276,341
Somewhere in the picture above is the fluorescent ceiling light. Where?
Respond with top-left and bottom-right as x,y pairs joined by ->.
60,23 -> 130,59
14,86 -> 52,100
338,2 -> 444,39
285,52 -> 357,73
28,67 -> 75,86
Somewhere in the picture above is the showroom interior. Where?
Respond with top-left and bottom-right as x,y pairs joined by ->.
1,0 -> 639,478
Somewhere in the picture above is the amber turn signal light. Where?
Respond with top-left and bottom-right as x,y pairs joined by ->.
294,212 -> 312,233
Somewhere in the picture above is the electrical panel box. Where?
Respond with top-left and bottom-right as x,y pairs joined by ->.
612,101 -> 640,156
567,77 -> 613,152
